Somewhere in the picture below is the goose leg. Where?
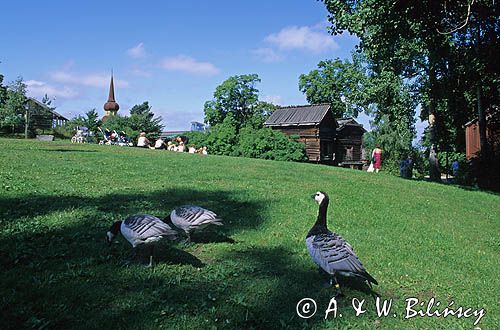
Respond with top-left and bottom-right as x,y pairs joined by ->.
319,268 -> 333,288
332,275 -> 344,298
146,245 -> 154,268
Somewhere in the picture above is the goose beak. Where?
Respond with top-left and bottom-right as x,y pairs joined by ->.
311,194 -> 316,199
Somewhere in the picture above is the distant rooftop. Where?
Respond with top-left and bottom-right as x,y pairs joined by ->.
264,104 -> 331,126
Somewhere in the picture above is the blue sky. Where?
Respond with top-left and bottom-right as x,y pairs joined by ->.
1,0 -> 423,134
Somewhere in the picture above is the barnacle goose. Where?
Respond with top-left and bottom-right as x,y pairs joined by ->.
306,192 -> 378,297
167,205 -> 223,242
106,214 -> 179,267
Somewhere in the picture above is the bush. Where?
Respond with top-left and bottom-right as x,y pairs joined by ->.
182,121 -> 307,162
236,127 -> 307,161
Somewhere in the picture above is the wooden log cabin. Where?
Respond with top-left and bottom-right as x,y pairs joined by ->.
336,117 -> 367,169
264,104 -> 366,167
264,104 -> 336,163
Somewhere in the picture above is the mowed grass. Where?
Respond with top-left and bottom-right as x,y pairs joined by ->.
0,138 -> 498,330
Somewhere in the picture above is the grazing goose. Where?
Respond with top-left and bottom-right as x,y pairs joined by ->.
106,214 -> 179,267
167,205 -> 222,242
306,192 -> 378,297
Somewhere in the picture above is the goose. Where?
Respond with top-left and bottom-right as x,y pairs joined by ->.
167,205 -> 222,242
306,192 -> 378,297
106,214 -> 179,267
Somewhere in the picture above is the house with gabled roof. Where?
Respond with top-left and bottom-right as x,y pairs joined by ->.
264,104 -> 337,163
264,104 -> 366,168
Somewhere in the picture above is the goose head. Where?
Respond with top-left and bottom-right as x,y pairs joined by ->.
106,221 -> 121,246
312,191 -> 329,205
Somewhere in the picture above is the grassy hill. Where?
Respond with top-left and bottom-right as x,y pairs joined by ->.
0,138 -> 498,329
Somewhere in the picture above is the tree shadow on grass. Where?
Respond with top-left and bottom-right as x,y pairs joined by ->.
0,215 -> 376,330
42,149 -> 98,153
0,188 -> 379,329
0,187 -> 268,234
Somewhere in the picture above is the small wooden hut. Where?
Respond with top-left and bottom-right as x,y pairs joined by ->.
264,104 -> 337,163
335,117 -> 366,169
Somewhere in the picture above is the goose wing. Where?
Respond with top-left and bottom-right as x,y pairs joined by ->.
171,205 -> 223,227
306,232 -> 377,284
123,214 -> 178,241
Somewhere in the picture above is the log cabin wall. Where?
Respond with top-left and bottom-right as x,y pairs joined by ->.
272,126 -> 322,162
264,105 -> 367,165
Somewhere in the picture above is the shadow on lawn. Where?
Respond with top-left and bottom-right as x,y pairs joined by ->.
0,189 -> 371,329
0,187 -> 266,233
42,149 -> 99,153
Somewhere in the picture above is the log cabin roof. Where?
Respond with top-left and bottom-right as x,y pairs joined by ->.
336,117 -> 366,132
264,104 -> 331,126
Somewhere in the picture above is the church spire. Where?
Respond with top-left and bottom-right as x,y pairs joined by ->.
107,70 -> 116,102
103,71 -> 119,121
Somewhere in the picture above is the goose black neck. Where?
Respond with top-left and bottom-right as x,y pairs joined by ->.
315,199 -> 329,229
109,221 -> 122,235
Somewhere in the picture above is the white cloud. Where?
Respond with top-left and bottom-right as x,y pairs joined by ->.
264,25 -> 338,53
50,71 -> 129,88
252,48 -> 284,63
25,80 -> 78,99
262,95 -> 282,105
160,55 -> 220,75
127,42 -> 146,58
130,68 -> 152,77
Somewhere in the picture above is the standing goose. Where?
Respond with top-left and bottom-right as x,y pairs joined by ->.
106,214 -> 179,267
167,205 -> 222,242
306,192 -> 378,297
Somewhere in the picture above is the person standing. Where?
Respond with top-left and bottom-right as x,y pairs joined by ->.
372,144 -> 383,173
406,156 -> 414,178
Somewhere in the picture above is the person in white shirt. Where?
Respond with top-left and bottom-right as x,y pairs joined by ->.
167,141 -> 176,151
151,137 -> 165,149
177,142 -> 185,152
136,132 -> 150,148
188,144 -> 196,153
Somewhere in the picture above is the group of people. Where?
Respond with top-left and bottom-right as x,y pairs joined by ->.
136,133 -> 208,155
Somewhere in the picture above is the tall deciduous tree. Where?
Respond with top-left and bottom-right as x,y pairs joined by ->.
299,57 -> 369,118
320,0 -> 499,182
204,74 -> 273,130
0,77 -> 27,133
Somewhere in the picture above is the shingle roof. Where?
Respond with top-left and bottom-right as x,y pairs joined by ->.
264,104 -> 331,126
337,117 -> 366,132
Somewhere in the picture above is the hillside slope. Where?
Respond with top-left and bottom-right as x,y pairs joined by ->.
0,139 -> 498,329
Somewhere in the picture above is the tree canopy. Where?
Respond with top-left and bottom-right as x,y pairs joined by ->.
0,77 -> 27,133
204,74 -> 275,130
320,0 -> 499,183
299,57 -> 368,118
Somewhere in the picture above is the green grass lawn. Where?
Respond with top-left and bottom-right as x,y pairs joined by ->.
0,138 -> 498,329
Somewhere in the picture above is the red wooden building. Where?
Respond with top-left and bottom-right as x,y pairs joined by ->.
464,110 -> 500,159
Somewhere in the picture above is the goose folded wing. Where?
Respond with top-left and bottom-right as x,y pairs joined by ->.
309,233 -> 367,276
126,216 -> 178,240
138,220 -> 178,239
175,206 -> 222,226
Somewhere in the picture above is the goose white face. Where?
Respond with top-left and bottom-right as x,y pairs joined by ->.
106,231 -> 115,244
314,191 -> 326,204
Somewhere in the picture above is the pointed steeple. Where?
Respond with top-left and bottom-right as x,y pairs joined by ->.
103,71 -> 119,119
107,71 -> 116,102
